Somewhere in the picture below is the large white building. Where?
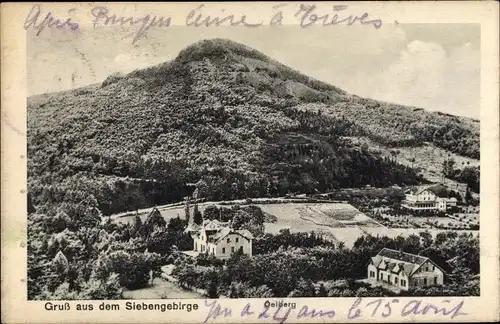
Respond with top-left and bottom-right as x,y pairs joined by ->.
367,248 -> 445,291
185,219 -> 253,259
402,187 -> 457,211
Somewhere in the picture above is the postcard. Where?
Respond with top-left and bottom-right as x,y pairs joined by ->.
1,1 -> 499,323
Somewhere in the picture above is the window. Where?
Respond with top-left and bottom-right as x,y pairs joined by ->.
434,277 -> 437,285
239,246 -> 243,253
394,276 -> 398,284
195,243 -> 197,251
227,238 -> 230,243
222,248 -> 226,254
423,278 -> 427,285
231,247 -> 235,253
401,279 -> 405,286
236,237 -> 239,243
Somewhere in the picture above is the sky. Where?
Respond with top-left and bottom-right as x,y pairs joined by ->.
27,23 -> 480,118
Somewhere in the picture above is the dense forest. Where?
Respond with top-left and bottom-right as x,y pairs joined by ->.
27,39 -> 478,216
27,39 -> 480,299
172,226 -> 479,298
29,200 -> 479,300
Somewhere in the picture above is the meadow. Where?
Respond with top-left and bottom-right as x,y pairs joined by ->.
112,201 -> 385,248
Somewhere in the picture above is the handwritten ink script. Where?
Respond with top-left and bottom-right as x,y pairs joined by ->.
23,4 -> 384,44
204,298 -> 467,323
24,4 -> 79,36
90,6 -> 172,45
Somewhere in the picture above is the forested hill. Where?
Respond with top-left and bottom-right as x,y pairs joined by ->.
27,38 -> 479,216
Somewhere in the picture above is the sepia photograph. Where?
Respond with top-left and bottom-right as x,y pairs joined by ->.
25,19 -> 482,302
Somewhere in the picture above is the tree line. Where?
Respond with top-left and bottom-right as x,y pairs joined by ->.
171,228 -> 479,298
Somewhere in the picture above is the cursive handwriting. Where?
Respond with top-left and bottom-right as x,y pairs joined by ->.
349,297 -> 467,320
201,298 -> 467,323
401,299 -> 468,319
24,4 -> 79,36
347,297 -> 363,319
91,6 -> 171,45
186,4 -> 264,28
258,304 -> 293,324
24,4 -> 386,44
203,300 -> 232,324
295,4 -> 382,29
296,305 -> 336,319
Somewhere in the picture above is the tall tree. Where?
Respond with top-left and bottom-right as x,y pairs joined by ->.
193,204 -> 203,225
465,185 -> 473,204
132,215 -> 143,237
184,198 -> 191,223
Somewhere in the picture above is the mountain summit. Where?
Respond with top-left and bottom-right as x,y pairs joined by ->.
28,38 -> 478,215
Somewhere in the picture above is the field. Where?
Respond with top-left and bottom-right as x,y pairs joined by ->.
257,203 -> 385,247
110,200 -> 479,248
112,201 -> 385,248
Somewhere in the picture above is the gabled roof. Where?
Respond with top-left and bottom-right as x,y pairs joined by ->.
235,229 -> 253,240
371,255 -> 382,267
208,227 -> 231,243
392,262 -> 405,273
187,219 -> 230,234
203,219 -> 227,231
412,187 -> 435,196
402,263 -> 416,276
372,248 -> 433,276
386,262 -> 397,272
207,227 -> 253,244
378,248 -> 428,265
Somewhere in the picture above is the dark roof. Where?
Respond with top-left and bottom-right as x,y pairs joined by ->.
406,186 -> 440,196
377,248 -> 428,265
372,248 -> 446,276
207,228 -> 253,244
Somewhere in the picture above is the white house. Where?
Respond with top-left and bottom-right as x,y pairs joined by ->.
367,248 -> 445,291
402,187 -> 457,211
187,219 -> 253,259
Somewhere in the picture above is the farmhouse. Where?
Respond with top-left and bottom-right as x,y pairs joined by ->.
186,219 -> 253,259
367,248 -> 445,291
402,187 -> 457,211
